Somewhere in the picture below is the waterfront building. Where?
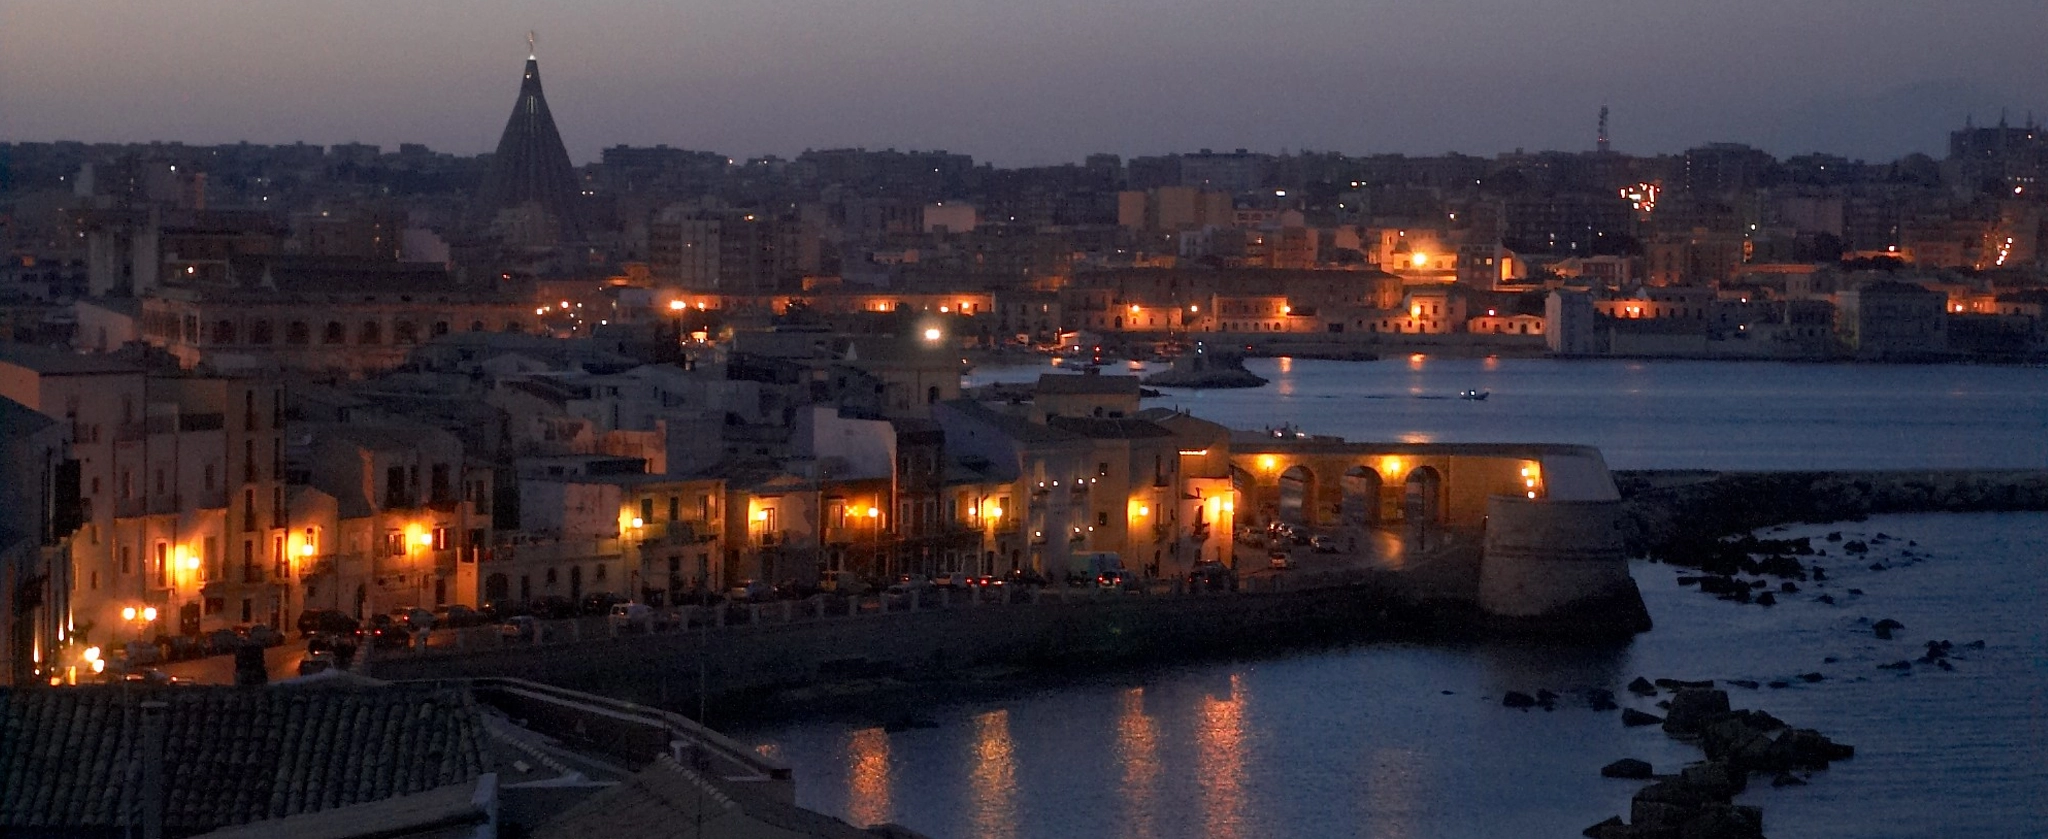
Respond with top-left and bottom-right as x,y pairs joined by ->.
1835,280 -> 1950,360
0,395 -> 80,686
295,421 -> 489,617
0,347 -> 293,645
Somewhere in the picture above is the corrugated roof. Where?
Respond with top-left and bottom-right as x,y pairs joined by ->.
0,683 -> 488,833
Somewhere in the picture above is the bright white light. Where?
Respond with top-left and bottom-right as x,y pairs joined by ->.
923,328 -> 942,342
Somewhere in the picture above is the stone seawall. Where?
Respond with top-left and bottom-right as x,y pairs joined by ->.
1615,469 -> 2048,557
370,584 -> 1399,714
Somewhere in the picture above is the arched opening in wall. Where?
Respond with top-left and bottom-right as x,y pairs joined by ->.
432,321 -> 450,337
323,322 -> 345,344
569,565 -> 584,600
1277,465 -> 1315,525
394,321 -> 419,345
1340,466 -> 1383,527
484,573 -> 509,603
286,322 -> 310,345
249,320 -> 274,345
212,320 -> 236,345
1114,315 -> 1124,329
1403,466 -> 1444,524
927,385 -> 940,404
358,321 -> 382,345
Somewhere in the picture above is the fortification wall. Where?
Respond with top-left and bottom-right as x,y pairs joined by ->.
369,584 -> 1394,709
1478,496 -> 1631,618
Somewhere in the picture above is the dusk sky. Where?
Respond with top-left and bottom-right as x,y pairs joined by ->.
3,0 -> 2045,166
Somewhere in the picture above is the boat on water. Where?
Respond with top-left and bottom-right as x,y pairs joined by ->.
1459,389 -> 1490,401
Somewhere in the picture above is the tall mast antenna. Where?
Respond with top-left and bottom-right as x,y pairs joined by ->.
528,30 -> 538,60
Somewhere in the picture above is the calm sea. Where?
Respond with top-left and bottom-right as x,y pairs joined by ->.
749,360 -> 2048,838
967,357 -> 2048,471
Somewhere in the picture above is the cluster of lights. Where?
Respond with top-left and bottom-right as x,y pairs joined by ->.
1996,236 -> 2015,267
1521,463 -> 1542,499
1620,182 -> 1659,213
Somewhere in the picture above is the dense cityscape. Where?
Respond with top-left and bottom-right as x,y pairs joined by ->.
2,35 -> 2046,839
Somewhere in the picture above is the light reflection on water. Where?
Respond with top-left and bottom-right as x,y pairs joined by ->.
969,710 -> 1017,839
1194,675 -> 1247,839
757,513 -> 2048,839
1115,689 -> 1159,839
846,727 -> 891,827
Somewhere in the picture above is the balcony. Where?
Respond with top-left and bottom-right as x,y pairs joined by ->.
147,493 -> 182,516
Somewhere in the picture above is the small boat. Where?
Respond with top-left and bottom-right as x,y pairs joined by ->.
1459,389 -> 1490,401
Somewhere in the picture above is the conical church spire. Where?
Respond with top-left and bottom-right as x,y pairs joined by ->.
480,36 -> 581,237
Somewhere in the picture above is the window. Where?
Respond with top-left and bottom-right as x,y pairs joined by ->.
433,527 -> 448,551
154,541 -> 168,587
273,534 -> 286,579
668,496 -> 679,521
385,531 -> 406,556
1097,512 -> 1109,527
595,564 -> 608,582
323,322 -> 345,344
696,494 -> 713,520
242,539 -> 258,583
204,535 -> 220,581
250,320 -> 273,344
240,599 -> 253,623
358,321 -> 382,345
303,527 -> 319,555
640,498 -> 655,523
242,488 -> 256,532
286,322 -> 310,345
1098,462 -> 1110,477
545,568 -> 558,586
120,545 -> 133,575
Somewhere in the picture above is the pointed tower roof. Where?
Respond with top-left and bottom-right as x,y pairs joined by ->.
481,44 -> 581,236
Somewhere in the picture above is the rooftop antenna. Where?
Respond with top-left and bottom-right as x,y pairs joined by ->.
528,30 -> 537,60
1597,106 -> 1611,153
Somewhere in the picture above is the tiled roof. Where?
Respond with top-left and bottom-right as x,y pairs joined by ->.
0,683 -> 488,834
1046,416 -> 1175,440
532,755 -> 878,839
1035,373 -> 1141,395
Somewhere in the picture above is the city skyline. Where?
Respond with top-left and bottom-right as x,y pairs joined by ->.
4,0 -> 2046,167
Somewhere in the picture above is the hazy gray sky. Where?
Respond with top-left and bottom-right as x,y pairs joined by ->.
3,0 -> 2044,166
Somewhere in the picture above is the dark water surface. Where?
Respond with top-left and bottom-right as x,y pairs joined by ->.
968,357 -> 2048,471
753,513 -> 2048,838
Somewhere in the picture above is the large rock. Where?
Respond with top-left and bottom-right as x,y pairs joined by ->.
1677,804 -> 1764,839
1678,760 -> 1746,797
1602,758 -> 1655,779
1622,708 -> 1665,727
1662,689 -> 1731,735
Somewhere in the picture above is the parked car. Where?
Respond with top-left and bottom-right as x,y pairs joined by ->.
819,570 -> 870,595
933,571 -> 972,589
296,609 -> 360,638
436,604 -> 485,628
1187,561 -> 1237,592
306,632 -> 358,663
122,640 -> 162,667
1096,569 -> 1139,593
499,616 -> 538,643
608,603 -> 654,632
365,614 -> 408,649
297,651 -> 338,677
531,596 -> 578,620
1268,551 -> 1296,570
728,579 -> 772,603
203,628 -> 244,656
246,624 -> 285,648
580,592 -> 627,616
1310,535 -> 1339,554
881,583 -> 923,610
158,634 -> 202,662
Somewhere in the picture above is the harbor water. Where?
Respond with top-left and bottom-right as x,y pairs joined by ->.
750,359 -> 2048,838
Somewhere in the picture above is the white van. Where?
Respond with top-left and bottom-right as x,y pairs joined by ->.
607,602 -> 653,632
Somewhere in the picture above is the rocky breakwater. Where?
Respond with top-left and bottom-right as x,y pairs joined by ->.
1615,469 -> 2048,559
1585,686 -> 1854,839
1141,349 -> 1268,388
